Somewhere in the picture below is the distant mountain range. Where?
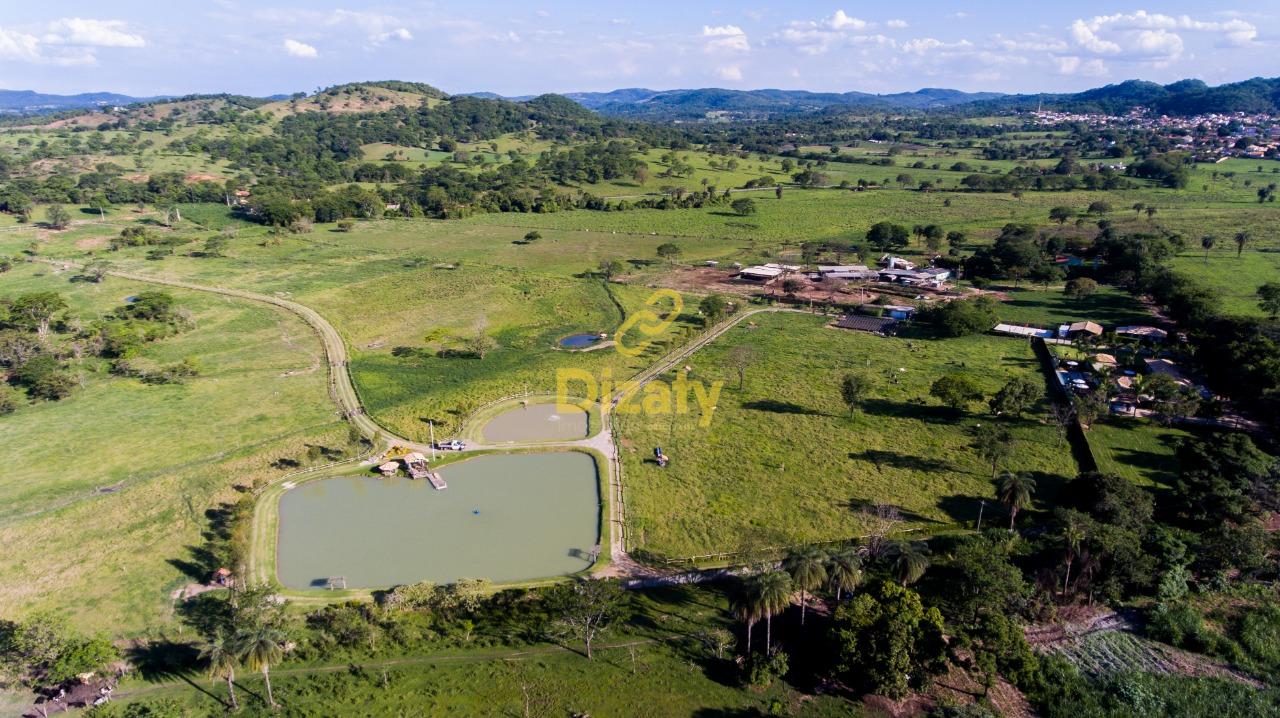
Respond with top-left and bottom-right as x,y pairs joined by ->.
464,87 -> 1006,119
0,89 -> 167,115
8,75 -> 1280,120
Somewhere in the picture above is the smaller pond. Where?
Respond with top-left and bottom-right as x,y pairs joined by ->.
559,333 -> 603,349
481,402 -> 590,443
276,452 -> 600,589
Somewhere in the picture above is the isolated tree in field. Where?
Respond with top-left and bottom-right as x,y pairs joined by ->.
889,540 -> 931,586
731,198 -> 757,216
865,221 -> 909,252
781,278 -> 803,296
200,630 -> 240,711
946,230 -> 966,255
89,194 -> 111,221
840,372 -> 871,417
1048,206 -> 1073,224
235,623 -> 285,709
783,547 -> 827,626
971,422 -> 1014,478
597,258 -> 624,280
930,374 -> 983,412
922,224 -> 944,252
749,571 -> 793,651
464,331 -> 498,359
1145,206 -> 1157,221
1257,282 -> 1280,319
84,259 -> 111,283
989,376 -> 1041,417
10,292 -> 67,340
45,204 -> 71,230
997,471 -> 1036,531
698,293 -> 729,326
1086,201 -> 1111,215
549,579 -> 628,660
1064,277 -> 1098,302
202,235 -> 229,258
1200,235 -> 1216,263
1131,202 -> 1144,216
826,548 -> 863,601
725,344 -> 756,390
523,230 -> 541,242
1235,231 -> 1250,257
656,242 -> 681,262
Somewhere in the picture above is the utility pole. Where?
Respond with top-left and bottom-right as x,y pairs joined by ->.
976,499 -> 985,532
428,420 -> 437,461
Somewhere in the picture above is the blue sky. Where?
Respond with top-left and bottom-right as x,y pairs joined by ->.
1,2 -> 1277,96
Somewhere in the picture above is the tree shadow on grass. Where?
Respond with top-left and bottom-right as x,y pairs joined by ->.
166,502 -> 240,583
125,641 -> 201,683
741,399 -> 827,416
845,497 -> 943,525
852,449 -> 954,475
859,398 -> 955,425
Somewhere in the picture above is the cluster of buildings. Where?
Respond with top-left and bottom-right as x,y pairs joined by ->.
735,255 -> 951,289
1029,108 -> 1280,161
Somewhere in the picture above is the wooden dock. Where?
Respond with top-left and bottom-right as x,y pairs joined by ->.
425,470 -> 447,490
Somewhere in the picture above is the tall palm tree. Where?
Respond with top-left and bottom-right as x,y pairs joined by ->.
200,630 -> 240,711
236,624 -> 286,709
750,571 -> 793,652
889,540 -> 931,586
997,471 -> 1037,531
730,582 -> 760,654
826,548 -> 863,601
1060,517 -> 1087,597
1235,230 -> 1251,257
1200,235 -> 1215,263
783,547 -> 828,626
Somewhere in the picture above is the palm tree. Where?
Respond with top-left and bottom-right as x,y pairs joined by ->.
1060,517 -> 1086,598
200,631 -> 239,711
826,549 -> 863,601
730,582 -> 760,654
783,547 -> 828,626
236,624 -> 286,709
1200,235 -> 1215,263
997,471 -> 1037,531
749,571 -> 793,652
1235,230 -> 1251,257
889,540 -> 931,586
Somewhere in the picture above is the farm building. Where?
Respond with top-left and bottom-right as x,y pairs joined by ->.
1116,325 -> 1168,342
1059,321 -> 1104,338
377,461 -> 399,477
814,265 -> 878,281
402,452 -> 430,479
993,323 -> 1055,339
737,263 -> 799,283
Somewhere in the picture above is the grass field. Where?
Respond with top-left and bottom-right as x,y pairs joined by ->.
1088,418 -> 1195,489
0,262 -> 344,634
617,312 -> 1076,559
993,284 -> 1156,328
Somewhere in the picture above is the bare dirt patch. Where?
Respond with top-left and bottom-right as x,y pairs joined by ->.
75,236 -> 110,251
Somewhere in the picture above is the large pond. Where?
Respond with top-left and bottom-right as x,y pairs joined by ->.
276,452 -> 600,589
559,333 -> 603,349
480,402 -> 590,443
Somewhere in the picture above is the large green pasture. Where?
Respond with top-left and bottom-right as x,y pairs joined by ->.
616,312 -> 1076,559
0,262 -> 341,634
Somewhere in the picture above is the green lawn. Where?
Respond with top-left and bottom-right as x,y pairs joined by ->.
617,313 -> 1076,559
1088,418 -> 1194,489
1170,250 -> 1280,317
994,284 -> 1155,328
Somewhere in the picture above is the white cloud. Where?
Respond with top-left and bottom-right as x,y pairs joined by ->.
702,25 -> 750,53
1056,55 -> 1107,77
283,38 -> 318,58
44,18 -> 145,48
825,10 -> 868,31
714,64 -> 743,81
886,19 -> 909,29
1068,11 -> 1257,62
901,37 -> 973,55
325,10 -> 413,45
0,26 -> 42,62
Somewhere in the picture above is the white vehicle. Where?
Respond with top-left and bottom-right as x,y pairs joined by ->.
437,439 -> 467,451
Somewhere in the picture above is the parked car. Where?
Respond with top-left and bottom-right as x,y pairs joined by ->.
437,439 -> 466,451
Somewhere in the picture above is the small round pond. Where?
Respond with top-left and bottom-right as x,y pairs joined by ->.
559,333 -> 603,349
276,452 -> 600,589
480,402 -> 590,443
